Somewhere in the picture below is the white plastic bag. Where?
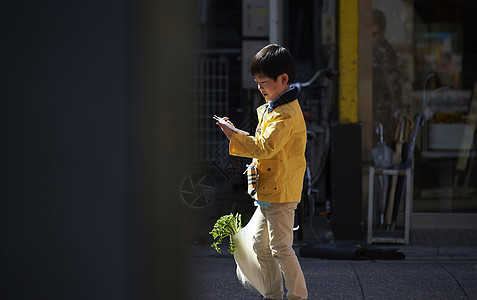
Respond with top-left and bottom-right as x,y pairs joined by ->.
232,207 -> 266,296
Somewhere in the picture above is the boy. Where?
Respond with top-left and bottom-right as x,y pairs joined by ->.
216,44 -> 308,300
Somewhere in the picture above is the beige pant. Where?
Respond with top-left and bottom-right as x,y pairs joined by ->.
253,203 -> 308,300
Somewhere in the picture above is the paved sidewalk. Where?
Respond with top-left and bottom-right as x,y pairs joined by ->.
410,228 -> 477,247
190,191 -> 477,298
191,216 -> 477,298
397,228 -> 477,261
188,257 -> 477,299
398,245 -> 477,261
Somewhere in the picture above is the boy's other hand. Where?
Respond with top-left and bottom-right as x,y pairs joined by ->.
216,117 -> 234,140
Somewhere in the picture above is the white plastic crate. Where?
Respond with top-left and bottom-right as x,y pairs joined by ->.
428,123 -> 475,150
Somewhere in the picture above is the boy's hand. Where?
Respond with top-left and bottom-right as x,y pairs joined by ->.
216,117 -> 234,140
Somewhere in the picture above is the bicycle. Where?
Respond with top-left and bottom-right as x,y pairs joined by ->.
291,67 -> 338,242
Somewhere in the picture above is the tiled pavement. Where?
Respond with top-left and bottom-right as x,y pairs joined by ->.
410,228 -> 477,247
398,228 -> 477,261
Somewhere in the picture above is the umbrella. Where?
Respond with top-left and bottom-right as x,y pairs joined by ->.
385,113 -> 407,230
390,114 -> 423,230
371,124 -> 394,229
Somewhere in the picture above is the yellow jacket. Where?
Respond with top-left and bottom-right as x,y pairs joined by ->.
229,88 -> 307,203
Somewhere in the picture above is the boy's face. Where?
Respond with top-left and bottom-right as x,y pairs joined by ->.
253,73 -> 289,102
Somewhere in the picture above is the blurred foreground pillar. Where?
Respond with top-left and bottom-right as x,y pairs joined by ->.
131,1 -> 194,299
2,1 -> 194,299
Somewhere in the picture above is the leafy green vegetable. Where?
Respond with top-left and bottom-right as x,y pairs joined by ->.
209,213 -> 242,254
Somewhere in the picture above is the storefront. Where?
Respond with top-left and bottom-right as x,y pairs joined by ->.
188,0 -> 476,233
362,0 -> 477,229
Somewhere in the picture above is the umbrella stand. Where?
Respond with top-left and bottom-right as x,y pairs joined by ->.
368,116 -> 422,244
367,167 -> 413,245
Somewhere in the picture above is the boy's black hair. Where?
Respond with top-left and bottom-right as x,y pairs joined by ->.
250,44 -> 295,83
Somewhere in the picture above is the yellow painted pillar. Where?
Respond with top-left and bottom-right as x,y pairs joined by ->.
338,0 -> 359,124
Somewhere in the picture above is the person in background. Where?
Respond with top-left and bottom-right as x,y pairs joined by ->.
373,9 -> 404,145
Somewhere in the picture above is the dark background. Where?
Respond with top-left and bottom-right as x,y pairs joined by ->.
1,1 -> 194,299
